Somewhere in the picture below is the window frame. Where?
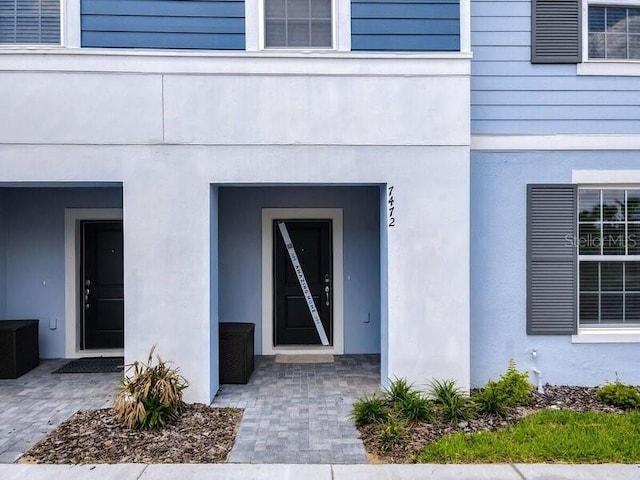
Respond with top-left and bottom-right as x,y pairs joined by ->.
262,0 -> 333,50
576,186 -> 640,336
579,0 -> 640,73
0,0 -> 79,47
245,0 -> 350,52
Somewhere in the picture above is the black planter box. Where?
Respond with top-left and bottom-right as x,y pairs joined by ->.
219,322 -> 254,384
0,319 -> 39,379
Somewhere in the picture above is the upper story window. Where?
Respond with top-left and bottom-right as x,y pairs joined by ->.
264,0 -> 333,49
0,0 -> 60,44
588,5 -> 640,59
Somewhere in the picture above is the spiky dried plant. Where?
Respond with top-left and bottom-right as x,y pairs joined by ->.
114,345 -> 188,429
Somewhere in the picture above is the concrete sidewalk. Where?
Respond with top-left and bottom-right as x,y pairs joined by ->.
1,463 -> 639,480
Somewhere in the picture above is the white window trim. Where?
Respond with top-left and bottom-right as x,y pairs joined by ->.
571,177 -> 640,342
579,0 -> 640,75
572,328 -> 640,342
245,0 -> 350,52
63,0 -> 81,47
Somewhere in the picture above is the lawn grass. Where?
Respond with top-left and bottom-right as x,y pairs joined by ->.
416,410 -> 640,464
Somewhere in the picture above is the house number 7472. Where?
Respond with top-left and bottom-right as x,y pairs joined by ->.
388,186 -> 395,227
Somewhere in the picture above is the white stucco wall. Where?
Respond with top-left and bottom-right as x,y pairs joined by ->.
0,51 -> 470,401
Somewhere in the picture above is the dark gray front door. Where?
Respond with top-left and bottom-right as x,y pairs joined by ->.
81,221 -> 124,349
274,220 -> 332,346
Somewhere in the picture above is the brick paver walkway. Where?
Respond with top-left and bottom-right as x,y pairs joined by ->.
0,359 -> 120,463
1,355 -> 380,465
212,355 -> 381,464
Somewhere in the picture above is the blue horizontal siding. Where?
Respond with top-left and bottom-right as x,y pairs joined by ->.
351,0 -> 460,51
471,1 -> 529,17
353,34 -> 459,51
471,105 -> 640,121
473,75 -> 640,91
83,16 -> 244,34
82,0 -> 244,17
472,120 -> 640,134
478,90 -> 640,105
471,0 -> 640,135
471,16 -> 530,32
81,0 -> 245,50
352,3 -> 459,19
352,18 -> 459,35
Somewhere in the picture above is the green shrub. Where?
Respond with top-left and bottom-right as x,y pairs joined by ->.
377,416 -> 407,451
351,394 -> 389,425
397,393 -> 435,423
429,379 -> 463,405
440,393 -> 475,423
473,381 -> 509,417
114,346 -> 188,429
429,379 -> 474,423
494,359 -> 532,407
597,381 -> 640,410
385,377 -> 418,404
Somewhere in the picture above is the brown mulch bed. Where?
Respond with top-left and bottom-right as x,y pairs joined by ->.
20,404 -> 243,464
358,385 -> 625,463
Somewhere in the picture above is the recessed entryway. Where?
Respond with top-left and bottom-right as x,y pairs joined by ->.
215,185 -> 382,375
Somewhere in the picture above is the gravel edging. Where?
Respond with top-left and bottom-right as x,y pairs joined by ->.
357,385 -> 627,463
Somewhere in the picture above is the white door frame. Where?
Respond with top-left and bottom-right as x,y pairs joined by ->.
261,208 -> 344,355
64,208 -> 124,358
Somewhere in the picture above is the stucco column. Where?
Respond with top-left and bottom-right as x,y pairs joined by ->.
123,156 -> 211,403
386,154 -> 470,391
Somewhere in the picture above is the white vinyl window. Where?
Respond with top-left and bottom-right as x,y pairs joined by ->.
588,4 -> 640,59
0,0 -> 60,44
578,188 -> 640,327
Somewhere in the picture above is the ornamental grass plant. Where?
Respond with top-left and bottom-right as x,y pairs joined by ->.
114,346 -> 188,429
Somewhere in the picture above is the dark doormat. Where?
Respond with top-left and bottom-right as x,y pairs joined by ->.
52,357 -> 124,374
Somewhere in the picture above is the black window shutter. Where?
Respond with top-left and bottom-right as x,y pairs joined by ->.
527,184 -> 577,335
531,0 -> 581,64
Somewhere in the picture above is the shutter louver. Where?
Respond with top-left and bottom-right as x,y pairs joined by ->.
532,0 -> 581,64
0,0 -> 59,44
527,185 -> 577,335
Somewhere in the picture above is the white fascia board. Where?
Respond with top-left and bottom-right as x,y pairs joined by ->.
471,134 -> 640,151
572,170 -> 640,184
0,50 -> 471,76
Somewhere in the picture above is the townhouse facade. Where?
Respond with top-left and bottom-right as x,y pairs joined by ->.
471,0 -> 640,387
0,0 -> 637,402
